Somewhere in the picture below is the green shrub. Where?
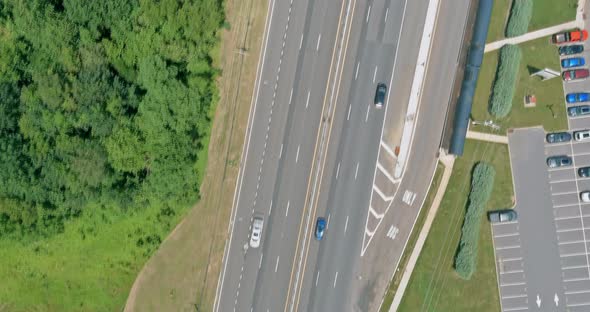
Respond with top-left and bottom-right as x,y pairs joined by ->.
489,44 -> 522,118
505,0 -> 533,37
454,162 -> 496,280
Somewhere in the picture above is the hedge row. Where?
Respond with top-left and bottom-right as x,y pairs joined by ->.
489,44 -> 522,118
505,0 -> 533,37
454,162 -> 496,280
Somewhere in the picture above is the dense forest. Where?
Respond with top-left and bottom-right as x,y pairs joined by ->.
0,0 -> 223,237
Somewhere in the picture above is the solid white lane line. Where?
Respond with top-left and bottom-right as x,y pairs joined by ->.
259,253 -> 263,269
347,104 -> 352,120
355,162 -> 359,180
333,272 -> 338,288
296,145 -> 300,163
366,5 -> 371,23
355,62 -> 360,80
269,200 -> 273,215
299,34 -> 303,50
286,201 -> 290,217
315,271 -> 320,286
373,66 -> 378,83
365,105 -> 370,122
289,88 -> 293,104
316,33 -> 321,51
385,8 -> 389,23
306,90 -> 310,108
344,216 -> 349,233
275,256 -> 280,273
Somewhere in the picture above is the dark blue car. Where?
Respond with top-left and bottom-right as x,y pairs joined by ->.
569,105 -> 590,117
562,57 -> 586,68
559,44 -> 584,56
315,217 -> 326,240
566,92 -> 590,103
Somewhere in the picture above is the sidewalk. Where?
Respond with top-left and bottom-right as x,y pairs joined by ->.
466,130 -> 508,144
484,21 -> 579,52
388,151 -> 455,312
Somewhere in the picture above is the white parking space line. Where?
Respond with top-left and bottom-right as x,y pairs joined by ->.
549,167 -> 574,172
373,66 -> 378,83
316,33 -> 321,51
497,245 -> 521,250
567,302 -> 590,307
556,214 -> 590,221
553,191 -> 579,196
495,232 -> 519,238
564,264 -> 590,270
573,151 -> 590,157
566,289 -> 590,295
500,281 -> 526,287
564,277 -> 590,282
502,257 -> 523,262
557,227 -> 588,233
503,307 -> 528,312
561,251 -> 590,258
555,203 -> 581,208
492,220 -> 518,226
502,294 -> 527,299
559,239 -> 586,245
551,179 -> 578,184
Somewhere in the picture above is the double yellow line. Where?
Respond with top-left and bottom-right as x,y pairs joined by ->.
283,0 -> 357,310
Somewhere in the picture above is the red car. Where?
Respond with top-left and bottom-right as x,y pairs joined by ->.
563,69 -> 590,81
552,30 -> 588,44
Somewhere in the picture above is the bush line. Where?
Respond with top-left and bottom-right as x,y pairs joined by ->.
489,44 -> 522,118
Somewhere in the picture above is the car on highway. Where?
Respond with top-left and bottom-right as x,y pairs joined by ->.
575,130 -> 590,141
566,92 -> 590,103
559,44 -> 584,56
374,83 -> 387,108
579,167 -> 590,177
546,132 -> 572,143
552,29 -> 588,44
547,155 -> 572,168
562,57 -> 586,68
315,217 -> 326,240
249,216 -> 264,248
488,209 -> 518,223
581,191 -> 590,203
563,69 -> 590,81
568,105 -> 590,117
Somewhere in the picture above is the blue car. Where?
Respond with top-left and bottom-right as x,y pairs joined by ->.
562,57 -> 585,68
566,92 -> 590,103
315,217 -> 326,240
569,105 -> 590,117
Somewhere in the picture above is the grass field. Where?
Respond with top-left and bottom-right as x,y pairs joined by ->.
398,140 -> 513,312
379,164 -> 445,312
471,36 -> 567,134
529,0 -> 578,32
486,0 -> 510,43
122,0 -> 269,311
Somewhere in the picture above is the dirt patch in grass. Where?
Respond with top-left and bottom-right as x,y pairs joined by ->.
123,0 -> 268,311
471,36 -> 567,134
398,140 -> 513,312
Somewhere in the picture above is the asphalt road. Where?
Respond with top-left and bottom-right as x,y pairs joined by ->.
215,0 -> 471,311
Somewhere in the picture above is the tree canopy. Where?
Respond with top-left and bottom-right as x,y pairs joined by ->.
0,0 -> 224,236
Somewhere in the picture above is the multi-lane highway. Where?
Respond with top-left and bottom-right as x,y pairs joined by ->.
214,0 -> 473,311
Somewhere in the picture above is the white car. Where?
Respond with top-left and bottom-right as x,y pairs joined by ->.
581,191 -> 590,203
574,130 -> 590,141
249,216 -> 264,248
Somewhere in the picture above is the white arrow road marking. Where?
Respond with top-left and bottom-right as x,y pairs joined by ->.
536,294 -> 541,307
554,293 -> 559,306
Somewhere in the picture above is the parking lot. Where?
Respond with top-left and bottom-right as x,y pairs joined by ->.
491,25 -> 590,312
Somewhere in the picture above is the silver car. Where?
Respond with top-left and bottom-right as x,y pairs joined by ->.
250,216 -> 264,248
575,130 -> 590,141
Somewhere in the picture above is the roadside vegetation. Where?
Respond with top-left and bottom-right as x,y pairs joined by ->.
398,140 -> 512,312
505,0 -> 533,37
471,37 -> 567,133
454,162 -> 495,280
486,0 -> 511,43
0,0 -> 223,310
379,164 -> 445,312
489,44 -> 522,118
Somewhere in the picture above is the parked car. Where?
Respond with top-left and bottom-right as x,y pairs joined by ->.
315,217 -> 326,240
559,44 -> 584,56
581,191 -> 590,203
546,132 -> 572,143
547,155 -> 572,168
566,92 -> 590,103
575,130 -> 590,141
552,29 -> 588,44
579,167 -> 590,177
488,209 -> 518,223
568,105 -> 590,117
249,216 -> 264,248
562,57 -> 586,68
563,69 -> 590,81
374,83 -> 387,108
